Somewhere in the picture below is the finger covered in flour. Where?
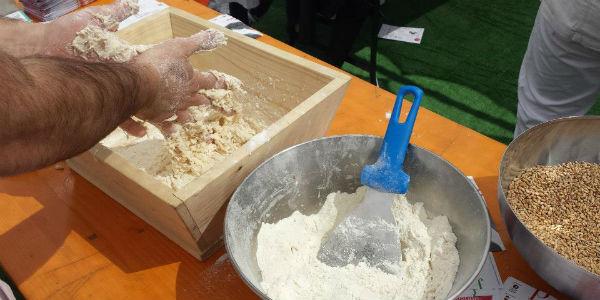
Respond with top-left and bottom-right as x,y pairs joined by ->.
189,29 -> 228,52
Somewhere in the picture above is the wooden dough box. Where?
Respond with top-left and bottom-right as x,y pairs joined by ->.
67,8 -> 351,260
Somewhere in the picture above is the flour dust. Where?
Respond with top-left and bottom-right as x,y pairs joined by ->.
256,186 -> 460,300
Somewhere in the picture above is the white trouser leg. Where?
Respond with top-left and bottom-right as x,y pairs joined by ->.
514,7 -> 600,138
0,280 -> 15,300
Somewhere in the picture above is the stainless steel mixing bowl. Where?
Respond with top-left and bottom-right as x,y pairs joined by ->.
225,135 -> 491,299
498,116 -> 600,299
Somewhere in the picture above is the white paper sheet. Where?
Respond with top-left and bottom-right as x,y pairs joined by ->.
4,10 -> 32,22
378,24 -> 424,44
502,277 -> 557,300
118,0 -> 168,30
209,14 -> 263,39
456,253 -> 503,300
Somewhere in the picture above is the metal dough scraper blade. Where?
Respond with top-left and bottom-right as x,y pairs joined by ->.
317,86 -> 424,273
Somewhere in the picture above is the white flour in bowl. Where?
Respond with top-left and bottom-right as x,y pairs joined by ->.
256,186 -> 459,300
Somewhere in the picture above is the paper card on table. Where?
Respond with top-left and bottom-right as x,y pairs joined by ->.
209,14 -> 263,39
118,0 -> 169,30
5,10 -> 32,22
455,296 -> 494,300
456,253 -> 503,300
20,0 -> 83,21
378,24 -> 424,44
502,277 -> 557,300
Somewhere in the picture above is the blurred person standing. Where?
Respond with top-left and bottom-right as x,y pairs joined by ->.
514,0 -> 600,137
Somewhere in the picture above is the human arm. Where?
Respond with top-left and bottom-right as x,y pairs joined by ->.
0,32 -> 216,176
0,49 -> 156,175
0,0 -> 137,58
0,18 -> 44,57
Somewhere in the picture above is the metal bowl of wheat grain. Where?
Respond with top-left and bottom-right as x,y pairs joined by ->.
498,116 -> 600,300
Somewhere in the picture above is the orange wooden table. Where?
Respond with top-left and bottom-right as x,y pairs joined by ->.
0,1 -> 567,299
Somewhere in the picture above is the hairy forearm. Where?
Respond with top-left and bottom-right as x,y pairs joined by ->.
0,50 -> 157,175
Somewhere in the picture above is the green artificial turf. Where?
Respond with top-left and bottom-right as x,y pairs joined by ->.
253,0 -> 600,144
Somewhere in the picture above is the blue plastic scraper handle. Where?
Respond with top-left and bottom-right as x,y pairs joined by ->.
360,85 -> 424,194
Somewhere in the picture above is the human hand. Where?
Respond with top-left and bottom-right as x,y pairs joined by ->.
33,0 -> 138,58
120,29 -> 228,136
